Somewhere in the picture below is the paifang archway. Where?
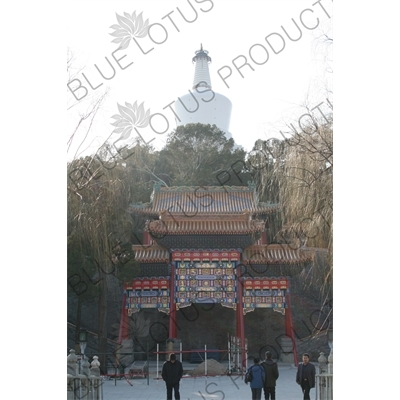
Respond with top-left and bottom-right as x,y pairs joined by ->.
119,183 -> 312,368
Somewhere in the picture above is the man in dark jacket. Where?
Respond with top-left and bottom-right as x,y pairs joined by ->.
296,353 -> 316,400
162,353 -> 183,400
261,351 -> 279,400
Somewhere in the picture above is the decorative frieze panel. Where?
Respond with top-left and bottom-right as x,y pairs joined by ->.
172,250 -> 241,262
123,260 -> 289,317
174,260 -> 237,309
242,277 -> 288,314
124,277 -> 170,315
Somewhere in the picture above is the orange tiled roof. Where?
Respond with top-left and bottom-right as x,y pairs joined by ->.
130,186 -> 279,215
147,219 -> 265,235
242,244 -> 313,265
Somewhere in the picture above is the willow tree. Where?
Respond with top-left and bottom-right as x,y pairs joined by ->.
254,108 -> 333,305
67,148 -> 140,372
278,110 -> 333,304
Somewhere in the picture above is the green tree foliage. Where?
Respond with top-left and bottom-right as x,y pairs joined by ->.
247,138 -> 283,204
155,123 -> 251,186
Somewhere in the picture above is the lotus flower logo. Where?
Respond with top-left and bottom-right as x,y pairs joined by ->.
109,12 -> 150,50
111,101 -> 151,143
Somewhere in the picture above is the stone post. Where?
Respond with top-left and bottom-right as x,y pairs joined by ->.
67,349 -> 78,376
318,352 -> 327,374
328,349 -> 333,374
90,355 -> 101,377
67,349 -> 78,400
90,355 -> 102,399
318,352 -> 327,399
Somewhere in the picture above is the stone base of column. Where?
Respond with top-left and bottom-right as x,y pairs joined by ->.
280,352 -> 295,363
279,336 -> 295,363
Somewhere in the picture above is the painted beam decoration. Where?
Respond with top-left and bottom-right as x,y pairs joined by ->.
124,249 -> 288,317
172,250 -> 241,262
125,277 -> 170,315
242,277 -> 287,314
173,250 -> 240,310
175,260 -> 237,309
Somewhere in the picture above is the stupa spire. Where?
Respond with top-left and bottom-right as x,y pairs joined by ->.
174,45 -> 233,140
192,44 -> 212,90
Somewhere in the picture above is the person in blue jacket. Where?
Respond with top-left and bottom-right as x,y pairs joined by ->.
246,357 -> 266,400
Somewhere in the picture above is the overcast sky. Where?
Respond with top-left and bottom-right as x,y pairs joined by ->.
67,0 -> 333,159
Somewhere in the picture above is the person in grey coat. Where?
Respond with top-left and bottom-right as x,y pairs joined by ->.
296,353 -> 316,400
261,351 -> 279,400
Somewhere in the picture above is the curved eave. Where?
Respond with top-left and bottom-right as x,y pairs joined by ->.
131,210 -> 276,216
253,205 -> 280,215
242,244 -> 312,265
243,259 -> 311,266
132,245 -> 169,263
147,228 -> 264,236
150,231 -> 263,235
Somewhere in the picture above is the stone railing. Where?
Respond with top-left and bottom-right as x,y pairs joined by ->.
315,350 -> 333,400
67,349 -> 103,400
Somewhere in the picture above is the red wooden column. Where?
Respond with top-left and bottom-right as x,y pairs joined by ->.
235,263 -> 246,371
118,289 -> 130,344
168,262 -> 177,339
285,279 -> 298,366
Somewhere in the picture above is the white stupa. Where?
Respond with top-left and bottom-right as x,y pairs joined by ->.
174,45 -> 233,140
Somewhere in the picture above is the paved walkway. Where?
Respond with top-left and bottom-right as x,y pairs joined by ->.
99,362 -> 305,399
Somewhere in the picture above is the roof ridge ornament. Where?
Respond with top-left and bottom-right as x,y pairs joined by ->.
248,181 -> 256,192
153,181 -> 163,193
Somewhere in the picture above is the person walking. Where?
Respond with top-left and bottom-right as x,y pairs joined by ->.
261,351 -> 279,400
296,353 -> 316,400
246,357 -> 266,400
161,353 -> 183,400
